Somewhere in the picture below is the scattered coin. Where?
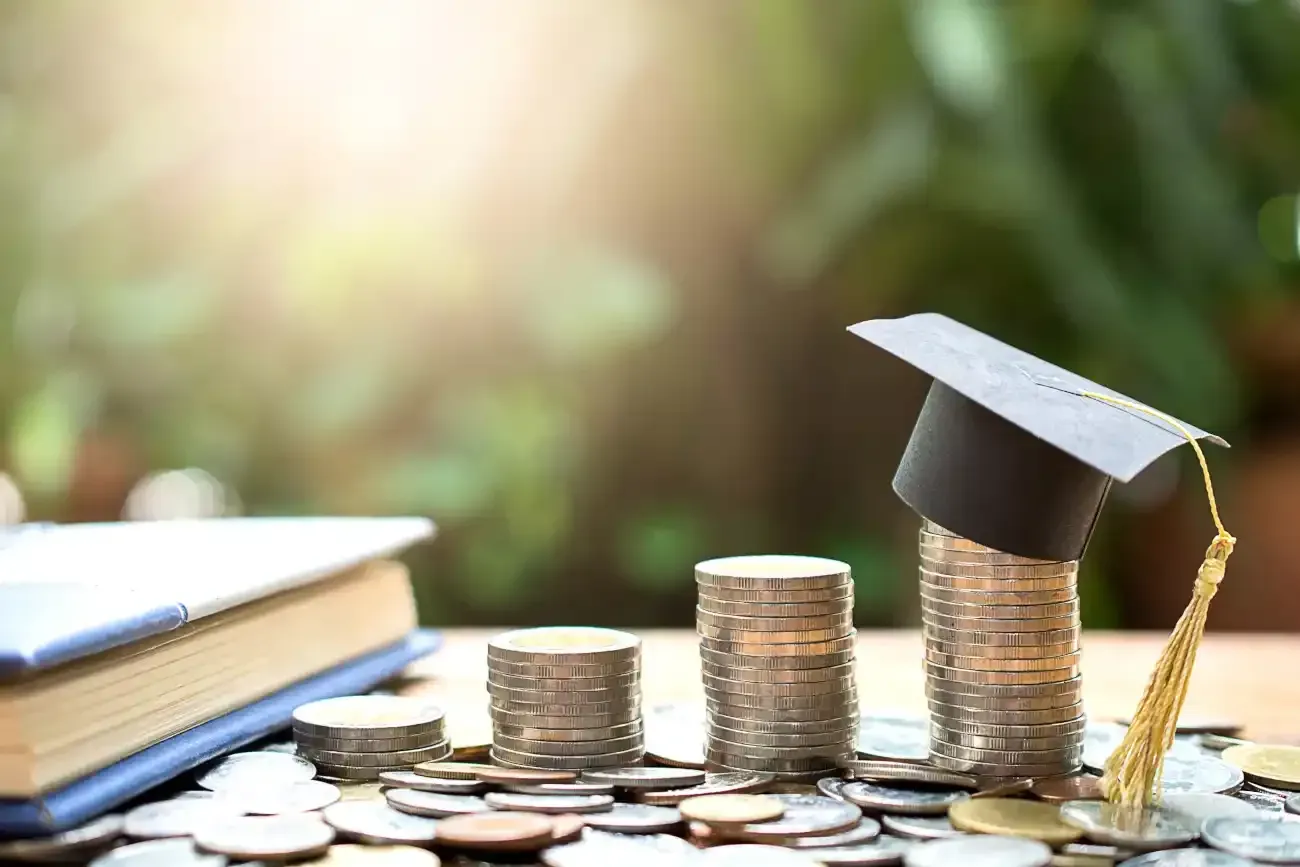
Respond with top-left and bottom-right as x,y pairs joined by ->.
1202,816 -> 1300,862
948,798 -> 1082,845
807,836 -> 916,865
972,778 -> 1035,799
385,790 -> 491,818
1157,754 -> 1246,795
483,792 -> 614,814
549,813 -> 587,844
505,780 -> 615,796
1030,774 -> 1103,802
1057,801 -> 1197,851
583,767 -> 706,789
293,696 -> 446,740
1200,734 -> 1252,752
819,777 -> 848,800
195,752 -> 317,791
433,811 -> 557,851
840,781 -> 968,816
785,818 -> 883,848
1222,744 -> 1300,791
880,815 -> 965,840
1162,792 -> 1264,825
729,794 -> 862,840
321,801 -> 440,846
856,716 -> 930,763
89,839 -> 228,866
1118,850 -> 1256,866
123,799 -> 244,839
838,760 -> 977,790
300,844 -> 441,866
698,843 -> 825,865
1248,780 -> 1297,797
219,780 -> 341,815
0,813 -> 124,861
193,815 -> 335,861
579,803 -> 683,833
680,794 -> 785,825
475,767 -> 578,785
903,834 -> 1053,867
414,762 -> 494,781
378,771 -> 486,794
1236,788 -> 1288,813
635,771 -> 775,805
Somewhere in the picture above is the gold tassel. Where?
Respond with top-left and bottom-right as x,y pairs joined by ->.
1080,391 -> 1235,808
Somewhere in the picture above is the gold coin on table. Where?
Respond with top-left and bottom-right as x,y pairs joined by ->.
304,845 -> 440,866
679,794 -> 785,825
948,797 -> 1083,845
1222,744 -> 1300,790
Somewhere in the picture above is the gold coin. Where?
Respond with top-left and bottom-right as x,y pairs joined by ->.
949,797 -> 1082,845
679,794 -> 785,825
334,783 -> 387,803
303,845 -> 440,866
1222,743 -> 1300,789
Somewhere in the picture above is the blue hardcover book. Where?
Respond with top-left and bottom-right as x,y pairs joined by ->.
0,630 -> 441,836
0,517 -> 435,676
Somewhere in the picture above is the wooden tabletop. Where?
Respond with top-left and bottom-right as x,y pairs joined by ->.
399,629 -> 1300,743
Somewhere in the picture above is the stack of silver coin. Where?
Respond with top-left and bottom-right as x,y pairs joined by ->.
291,695 -> 451,781
919,521 -> 1084,778
487,626 -> 644,770
696,555 -> 858,780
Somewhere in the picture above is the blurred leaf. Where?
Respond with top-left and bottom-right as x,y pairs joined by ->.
619,507 -> 706,591
9,372 -> 96,498
909,0 -> 1006,116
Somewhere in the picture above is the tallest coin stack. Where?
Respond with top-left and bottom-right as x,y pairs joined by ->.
919,521 -> 1085,777
696,555 -> 858,780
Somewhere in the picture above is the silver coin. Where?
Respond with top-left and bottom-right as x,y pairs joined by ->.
543,830 -> 699,866
0,813 -> 124,861
802,836 -> 916,865
487,682 -> 640,705
195,752 -> 317,791
917,557 -> 1076,580
918,569 -> 1075,593
710,710 -> 859,735
902,834 -> 1051,867
731,794 -> 862,839
838,760 -> 977,790
919,594 -> 1078,620
377,770 -> 487,794
708,700 -> 859,723
490,744 -> 645,769
293,731 -> 443,752
494,732 -> 644,757
583,767 -> 705,788
699,597 -> 852,618
707,734 -> 852,761
923,644 -> 1080,669
89,839 -> 227,867
635,771 -> 775,804
1162,793 -> 1264,824
298,742 -> 452,767
696,843 -> 826,865
698,623 -> 856,644
700,645 -> 856,671
483,792 -> 614,814
1202,816 -> 1300,862
697,606 -> 855,629
706,750 -> 843,773
488,670 -> 640,692
488,707 -> 641,728
922,611 -> 1080,635
695,554 -> 851,587
314,763 -> 403,781
703,661 -> 857,685
292,695 -> 445,740
881,814 -> 965,840
697,585 -> 855,605
192,815 -> 334,860
1237,789 -> 1288,814
929,726 -> 1080,752
320,800 -> 439,845
259,741 -> 299,755
385,789 -> 491,817
1249,781 -> 1298,798
700,634 -> 858,657
1119,850 -> 1258,866
711,723 -> 855,749
491,698 -> 642,717
856,715 -> 930,762
928,700 -> 1085,726
216,780 -> 340,815
1058,801 -> 1198,851
918,581 -> 1076,606
819,777 -> 848,800
1081,723 -> 1204,772
925,673 -> 1083,696
928,754 -> 1078,778
488,627 -> 641,664
505,780 -> 615,795
1151,755 -> 1244,795
928,739 -> 1081,765
703,672 -> 857,697
123,799 -> 244,839
841,781 -> 968,816
931,715 -> 1086,739
579,803 -> 682,833
494,720 -> 644,742
785,817 -> 882,848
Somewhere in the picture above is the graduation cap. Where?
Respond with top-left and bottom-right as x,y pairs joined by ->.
849,312 -> 1237,808
847,312 -> 1228,563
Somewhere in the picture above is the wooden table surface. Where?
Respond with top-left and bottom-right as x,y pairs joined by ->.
400,629 -> 1300,744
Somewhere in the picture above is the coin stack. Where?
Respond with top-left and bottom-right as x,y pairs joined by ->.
292,695 -> 452,781
919,521 -> 1085,777
696,555 -> 858,780
487,626 -> 644,770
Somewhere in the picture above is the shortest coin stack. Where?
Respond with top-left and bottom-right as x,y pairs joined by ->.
292,695 -> 450,781
696,554 -> 858,780
487,626 -> 644,770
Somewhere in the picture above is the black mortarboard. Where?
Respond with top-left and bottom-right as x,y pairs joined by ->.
849,313 -> 1228,562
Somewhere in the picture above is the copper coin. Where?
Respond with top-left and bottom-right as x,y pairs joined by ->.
433,811 -> 556,851
414,762 -> 494,781
475,767 -> 578,785
1030,774 -> 1104,803
549,814 -> 586,844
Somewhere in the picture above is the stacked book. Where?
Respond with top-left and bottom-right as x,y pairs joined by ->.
0,517 -> 440,835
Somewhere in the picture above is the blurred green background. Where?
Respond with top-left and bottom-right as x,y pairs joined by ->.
2,0 -> 1299,630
